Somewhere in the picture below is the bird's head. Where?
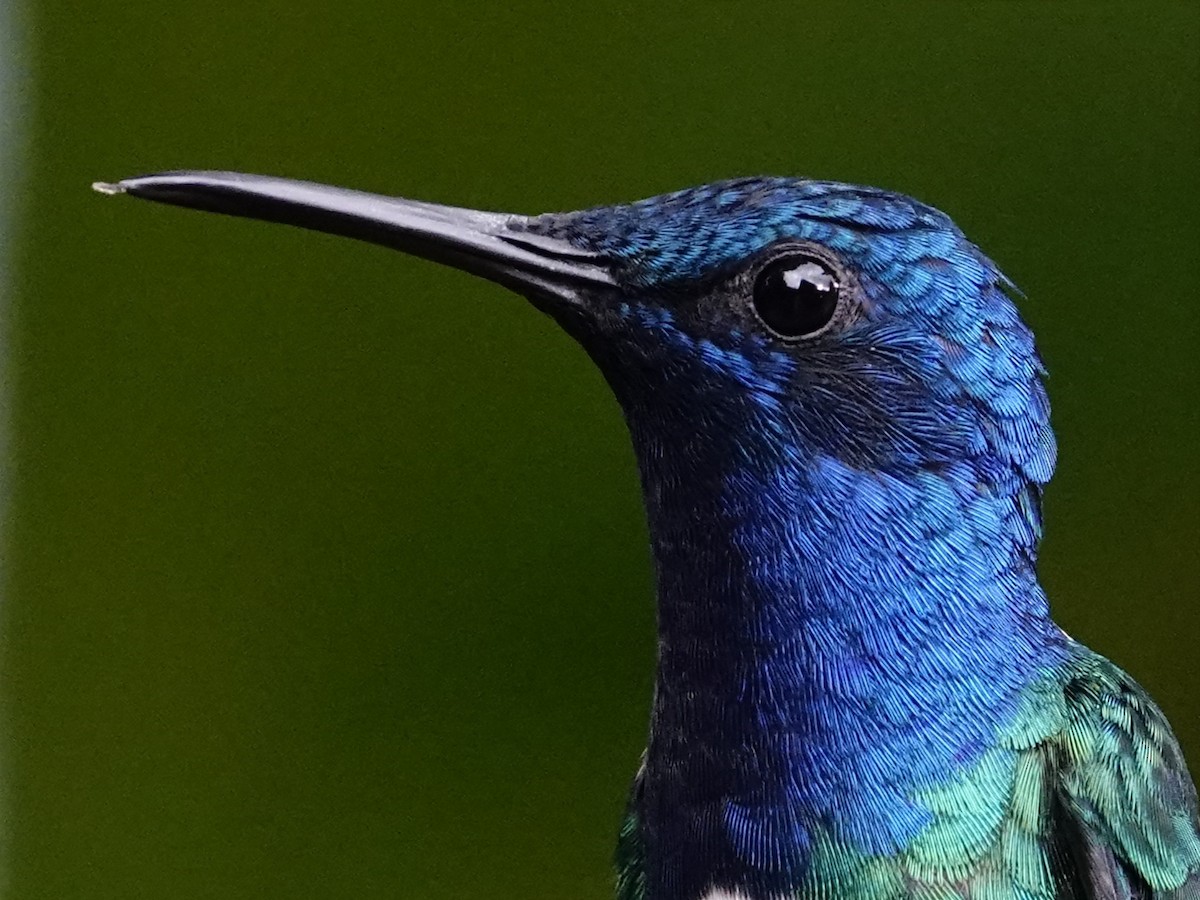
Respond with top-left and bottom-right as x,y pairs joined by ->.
98,173 -> 1054,496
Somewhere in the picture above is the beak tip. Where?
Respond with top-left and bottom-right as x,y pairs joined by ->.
92,180 -> 127,196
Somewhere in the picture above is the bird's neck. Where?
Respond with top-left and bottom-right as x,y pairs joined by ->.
622,409 -> 1068,895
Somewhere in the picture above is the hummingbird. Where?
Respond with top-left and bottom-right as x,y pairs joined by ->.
95,171 -> 1200,899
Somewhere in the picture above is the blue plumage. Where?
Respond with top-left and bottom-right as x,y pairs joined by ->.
101,170 -> 1200,899
523,178 -> 1196,898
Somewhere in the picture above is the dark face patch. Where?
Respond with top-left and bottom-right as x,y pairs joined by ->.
524,176 -> 1052,490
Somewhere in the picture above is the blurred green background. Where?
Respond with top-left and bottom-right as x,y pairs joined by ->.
5,2 -> 1198,898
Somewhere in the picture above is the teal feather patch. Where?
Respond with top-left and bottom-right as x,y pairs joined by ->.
1055,652 -> 1200,898
614,650 -> 1200,899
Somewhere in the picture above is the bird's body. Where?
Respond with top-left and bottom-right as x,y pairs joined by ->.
98,171 -> 1200,899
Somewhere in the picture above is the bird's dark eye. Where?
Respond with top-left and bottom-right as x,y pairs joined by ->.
751,255 -> 841,339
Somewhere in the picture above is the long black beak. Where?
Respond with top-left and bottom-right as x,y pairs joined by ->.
93,171 -> 616,303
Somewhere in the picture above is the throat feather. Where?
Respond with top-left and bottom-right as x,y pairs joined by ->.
636,441 -> 1066,892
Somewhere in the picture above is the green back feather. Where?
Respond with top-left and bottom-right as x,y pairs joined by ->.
614,648 -> 1200,899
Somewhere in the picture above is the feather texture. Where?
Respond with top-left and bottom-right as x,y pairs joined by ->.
529,180 -> 1200,899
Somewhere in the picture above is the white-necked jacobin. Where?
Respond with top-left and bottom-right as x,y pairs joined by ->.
95,171 -> 1200,899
